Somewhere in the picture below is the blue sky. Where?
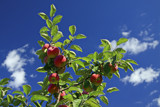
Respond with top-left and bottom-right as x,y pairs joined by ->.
0,0 -> 160,107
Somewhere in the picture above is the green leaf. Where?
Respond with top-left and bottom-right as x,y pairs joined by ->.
7,94 -> 13,104
0,78 -> 10,85
35,49 -> 43,56
38,40 -> 45,47
41,33 -> 51,42
73,99 -> 81,107
38,12 -> 48,20
50,4 -> 56,17
114,70 -> 120,78
89,91 -> 104,97
69,25 -> 76,35
36,67 -> 47,73
125,62 -> 134,71
54,42 -> 63,48
33,101 -> 41,107
117,38 -> 128,46
46,19 -> 52,29
40,26 -> 49,33
31,95 -> 48,102
74,60 -> 85,68
68,87 -> 83,93
100,96 -> 109,105
93,52 -> 98,61
100,39 -> 111,51
107,87 -> 119,93
76,34 -> 86,39
63,39 -> 70,46
23,85 -> 31,95
115,48 -> 126,53
70,45 -> 82,52
81,57 -> 92,62
69,35 -> 74,40
126,59 -> 138,65
12,91 -> 24,95
51,25 -> 58,36
85,99 -> 100,107
61,72 -> 73,81
52,15 -> 63,25
63,94 -> 73,101
52,31 -> 63,43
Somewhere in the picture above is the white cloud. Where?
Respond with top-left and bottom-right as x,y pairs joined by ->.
111,37 -> 159,54
1,44 -> 34,89
121,67 -> 160,86
147,96 -> 160,107
30,48 -> 36,55
150,90 -> 158,96
30,74 -> 37,78
122,31 -> 131,37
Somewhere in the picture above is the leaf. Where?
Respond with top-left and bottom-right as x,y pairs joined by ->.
23,85 -> 31,95
73,99 -> 81,107
7,94 -> 13,104
125,62 -> 134,71
68,87 -> 83,93
115,48 -> 126,53
74,60 -> 85,68
38,12 -> 48,20
100,96 -> 109,105
31,95 -> 48,102
38,40 -> 45,47
12,91 -> 24,95
76,34 -> 86,39
93,52 -> 98,61
36,67 -> 47,73
61,72 -> 72,81
63,94 -> 73,101
0,78 -> 10,85
40,26 -> 49,33
52,31 -> 63,43
100,39 -> 111,51
69,25 -> 76,35
89,91 -> 104,97
51,25 -> 58,36
41,33 -> 51,42
117,38 -> 128,46
52,15 -> 63,25
107,87 -> 119,93
114,70 -> 120,78
70,45 -> 82,52
33,101 -> 41,107
85,99 -> 100,107
46,19 -> 52,29
50,4 -> 56,17
126,59 -> 138,65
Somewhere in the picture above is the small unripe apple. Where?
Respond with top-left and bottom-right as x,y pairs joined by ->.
57,66 -> 66,74
44,56 -> 48,64
49,73 -> 59,84
48,84 -> 59,94
47,46 -> 60,58
59,105 -> 68,107
42,43 -> 50,51
90,74 -> 102,86
54,55 -> 67,67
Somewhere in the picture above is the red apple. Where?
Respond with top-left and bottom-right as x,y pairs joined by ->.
59,105 -> 68,107
54,55 -> 66,67
57,66 -> 66,74
109,63 -> 118,73
90,74 -> 102,86
60,91 -> 66,100
47,46 -> 60,58
44,56 -> 48,64
42,43 -> 50,51
49,73 -> 59,84
48,84 -> 59,94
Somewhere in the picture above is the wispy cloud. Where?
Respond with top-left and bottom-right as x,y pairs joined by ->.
1,44 -> 35,89
150,90 -> 158,96
111,37 -> 159,54
121,67 -> 160,86
147,96 -> 160,107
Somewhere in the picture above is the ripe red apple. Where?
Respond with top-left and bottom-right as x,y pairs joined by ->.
60,91 -> 66,100
54,55 -> 67,67
57,66 -> 66,74
90,74 -> 102,86
47,46 -> 60,58
49,73 -> 59,84
42,43 -> 50,51
59,105 -> 68,107
48,84 -> 59,94
44,56 -> 48,64
110,63 -> 118,73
